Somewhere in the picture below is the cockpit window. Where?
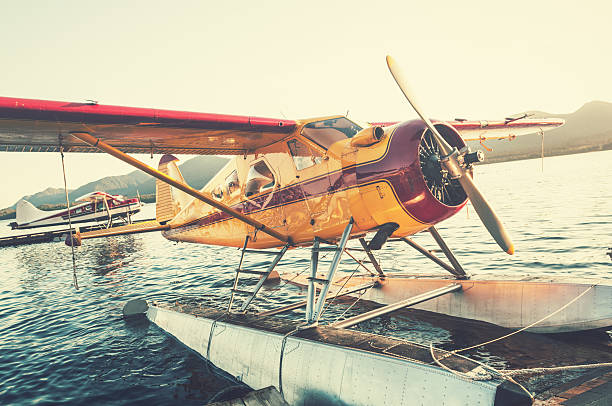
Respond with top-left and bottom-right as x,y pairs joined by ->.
287,139 -> 323,171
245,160 -> 275,197
301,117 -> 362,149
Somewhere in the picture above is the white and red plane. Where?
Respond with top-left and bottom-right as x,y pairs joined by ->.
10,191 -> 141,230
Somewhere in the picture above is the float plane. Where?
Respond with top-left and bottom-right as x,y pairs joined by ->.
10,191 -> 141,230
0,55 -> 609,406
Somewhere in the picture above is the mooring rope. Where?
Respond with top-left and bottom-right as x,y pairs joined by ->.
438,281 -> 599,361
426,281 -> 605,401
429,343 -> 535,401
59,143 -> 79,290
206,313 -> 228,361
503,362 -> 612,376
278,325 -> 309,398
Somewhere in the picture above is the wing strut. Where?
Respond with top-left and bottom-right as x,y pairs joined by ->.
70,132 -> 293,245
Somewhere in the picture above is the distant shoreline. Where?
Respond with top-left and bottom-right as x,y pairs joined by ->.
2,146 -> 610,220
481,143 -> 612,164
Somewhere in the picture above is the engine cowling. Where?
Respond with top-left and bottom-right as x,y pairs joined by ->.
350,119 -> 468,237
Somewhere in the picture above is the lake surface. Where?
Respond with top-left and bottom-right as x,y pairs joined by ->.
1,150 -> 610,405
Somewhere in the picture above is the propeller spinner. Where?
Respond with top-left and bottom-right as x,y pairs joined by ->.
386,55 -> 514,255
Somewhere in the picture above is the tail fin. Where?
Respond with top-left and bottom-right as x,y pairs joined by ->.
156,155 -> 191,223
15,199 -> 45,225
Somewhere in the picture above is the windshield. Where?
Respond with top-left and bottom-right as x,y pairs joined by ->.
301,117 -> 362,149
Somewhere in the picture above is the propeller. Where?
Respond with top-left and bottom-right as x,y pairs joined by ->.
386,55 -> 514,255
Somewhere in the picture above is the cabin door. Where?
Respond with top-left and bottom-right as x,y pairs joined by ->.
286,139 -> 332,234
241,158 -> 286,243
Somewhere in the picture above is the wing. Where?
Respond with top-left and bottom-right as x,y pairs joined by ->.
370,118 -> 564,140
0,97 -> 297,154
448,118 -> 564,140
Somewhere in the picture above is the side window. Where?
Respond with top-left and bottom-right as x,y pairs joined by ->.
225,170 -> 239,195
212,185 -> 224,200
245,161 -> 275,197
287,139 -> 323,171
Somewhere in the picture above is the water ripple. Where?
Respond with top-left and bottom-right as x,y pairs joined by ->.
0,150 -> 611,404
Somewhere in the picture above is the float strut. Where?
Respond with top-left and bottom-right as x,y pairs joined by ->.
398,233 -> 467,279
427,226 -> 467,278
359,238 -> 386,277
333,283 -> 462,328
305,237 -> 320,322
307,218 -> 354,324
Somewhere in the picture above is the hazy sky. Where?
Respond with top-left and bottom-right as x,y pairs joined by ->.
1,1 -> 610,208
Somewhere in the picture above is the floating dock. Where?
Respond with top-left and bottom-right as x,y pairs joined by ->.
0,219 -> 159,247
534,367 -> 612,405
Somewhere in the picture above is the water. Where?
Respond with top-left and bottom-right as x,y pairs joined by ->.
1,150 -> 611,404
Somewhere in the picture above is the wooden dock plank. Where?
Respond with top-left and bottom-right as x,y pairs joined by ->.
534,368 -> 612,405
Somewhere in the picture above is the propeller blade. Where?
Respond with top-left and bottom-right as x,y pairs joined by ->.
386,55 -> 452,156
386,55 -> 514,255
457,174 -> 514,255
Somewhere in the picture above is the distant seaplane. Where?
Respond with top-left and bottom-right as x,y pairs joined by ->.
9,191 -> 141,229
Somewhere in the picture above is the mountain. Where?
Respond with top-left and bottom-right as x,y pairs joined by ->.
468,101 -> 612,163
9,155 -> 229,209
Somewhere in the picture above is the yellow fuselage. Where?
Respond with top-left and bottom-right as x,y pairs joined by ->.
162,117 -> 467,248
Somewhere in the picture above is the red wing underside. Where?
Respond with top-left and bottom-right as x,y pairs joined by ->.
0,97 -> 297,154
